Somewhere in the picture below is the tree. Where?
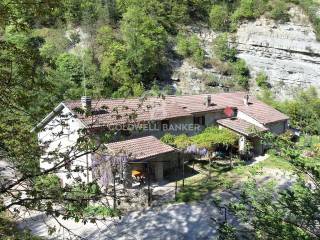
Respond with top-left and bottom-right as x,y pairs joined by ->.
0,2 -> 132,238
213,33 -> 237,62
232,59 -> 250,89
116,0 -> 189,33
209,4 -> 229,31
259,88 -> 320,135
226,132 -> 320,239
176,33 -> 205,68
120,6 -> 167,84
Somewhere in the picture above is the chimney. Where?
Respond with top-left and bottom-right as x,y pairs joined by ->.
81,96 -> 91,112
204,95 -> 212,107
243,94 -> 249,106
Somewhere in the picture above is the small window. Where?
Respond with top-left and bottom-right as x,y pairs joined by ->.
193,116 -> 205,126
161,120 -> 170,131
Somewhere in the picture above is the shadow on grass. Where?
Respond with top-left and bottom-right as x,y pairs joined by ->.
175,159 -> 247,203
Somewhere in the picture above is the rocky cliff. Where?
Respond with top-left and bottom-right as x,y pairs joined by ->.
171,6 -> 320,98
237,6 -> 320,98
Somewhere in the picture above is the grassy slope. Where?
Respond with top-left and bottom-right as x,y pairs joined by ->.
175,155 -> 294,202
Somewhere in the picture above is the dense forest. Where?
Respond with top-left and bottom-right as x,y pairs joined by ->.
1,0 -> 320,239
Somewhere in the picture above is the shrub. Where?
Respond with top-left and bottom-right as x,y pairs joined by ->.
69,31 -> 81,46
269,0 -> 290,22
255,71 -> 270,88
213,33 -> 237,62
192,47 -> 206,68
176,32 -> 190,57
235,75 -> 250,89
200,73 -> 220,87
232,59 -> 249,76
161,133 -> 176,146
231,0 -> 256,23
232,59 -> 250,89
176,33 -> 205,68
209,4 -> 229,31
210,58 -> 233,75
231,0 -> 268,28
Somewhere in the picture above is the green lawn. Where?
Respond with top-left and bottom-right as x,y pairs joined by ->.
175,154 -> 294,203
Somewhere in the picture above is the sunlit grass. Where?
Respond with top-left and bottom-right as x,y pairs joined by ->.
175,154 -> 294,203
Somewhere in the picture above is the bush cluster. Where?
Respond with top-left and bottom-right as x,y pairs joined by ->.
209,4 -> 230,31
212,33 -> 250,89
176,33 -> 206,68
255,71 -> 270,89
259,87 -> 320,134
208,0 -> 320,33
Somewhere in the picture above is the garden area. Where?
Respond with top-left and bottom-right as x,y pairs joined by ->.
171,131 -> 320,207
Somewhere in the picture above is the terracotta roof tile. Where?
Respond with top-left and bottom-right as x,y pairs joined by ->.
63,92 -> 289,128
105,136 -> 175,160
217,118 -> 268,136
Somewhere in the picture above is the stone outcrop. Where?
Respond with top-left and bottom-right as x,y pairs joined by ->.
236,6 -> 320,98
171,6 -> 320,98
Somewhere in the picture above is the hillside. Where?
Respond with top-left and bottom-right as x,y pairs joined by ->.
10,0 -> 319,115
172,5 -> 320,98
1,1 -> 320,239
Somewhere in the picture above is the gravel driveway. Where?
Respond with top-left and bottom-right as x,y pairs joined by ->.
18,199 -> 232,240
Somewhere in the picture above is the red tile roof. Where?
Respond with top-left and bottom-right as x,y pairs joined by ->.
237,101 -> 289,125
64,97 -> 192,128
217,118 -> 268,136
63,92 -> 289,128
105,136 -> 175,160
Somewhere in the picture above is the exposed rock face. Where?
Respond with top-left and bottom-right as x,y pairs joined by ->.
237,7 -> 320,98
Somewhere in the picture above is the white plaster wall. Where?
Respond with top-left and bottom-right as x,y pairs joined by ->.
237,111 -> 265,128
38,107 -> 92,186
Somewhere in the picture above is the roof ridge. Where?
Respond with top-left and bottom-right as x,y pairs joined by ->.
63,91 -> 248,102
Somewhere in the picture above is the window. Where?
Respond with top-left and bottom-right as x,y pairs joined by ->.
193,116 -> 205,126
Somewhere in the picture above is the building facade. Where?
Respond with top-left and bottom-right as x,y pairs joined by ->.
34,92 -> 289,185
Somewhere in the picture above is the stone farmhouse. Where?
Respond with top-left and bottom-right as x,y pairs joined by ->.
34,92 -> 289,185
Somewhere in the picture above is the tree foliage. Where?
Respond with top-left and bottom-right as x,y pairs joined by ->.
191,127 -> 239,150
228,132 -> 320,239
161,127 -> 238,151
259,88 -> 320,134
176,33 -> 205,68
209,4 -> 230,31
